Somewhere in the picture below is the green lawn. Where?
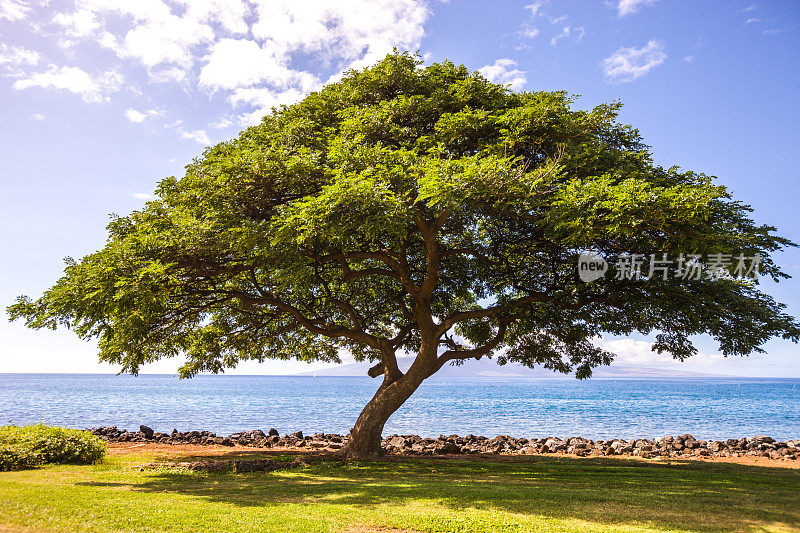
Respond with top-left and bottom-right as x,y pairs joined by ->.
1,449 -> 798,532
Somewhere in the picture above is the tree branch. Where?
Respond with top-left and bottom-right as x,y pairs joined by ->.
437,293 -> 551,336
431,320 -> 510,376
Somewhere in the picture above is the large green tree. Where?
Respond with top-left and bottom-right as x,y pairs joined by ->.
9,53 -> 799,458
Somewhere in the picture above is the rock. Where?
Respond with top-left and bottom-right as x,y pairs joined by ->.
709,441 -> 725,452
387,435 -> 406,448
437,442 -> 460,454
609,440 -> 628,452
84,427 -> 793,460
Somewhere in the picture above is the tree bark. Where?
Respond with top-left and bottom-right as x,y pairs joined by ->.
340,347 -> 435,459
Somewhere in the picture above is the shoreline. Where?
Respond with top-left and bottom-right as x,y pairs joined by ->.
105,441 -> 800,470
92,426 -> 800,463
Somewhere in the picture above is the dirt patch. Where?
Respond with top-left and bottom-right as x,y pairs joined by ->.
0,526 -> 43,533
343,526 -> 422,533
108,442 -> 800,469
136,453 -> 335,473
108,442 -> 288,458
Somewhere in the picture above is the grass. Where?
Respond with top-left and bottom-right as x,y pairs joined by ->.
0,447 -> 798,532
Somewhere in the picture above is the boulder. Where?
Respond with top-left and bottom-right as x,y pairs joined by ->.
387,435 -> 406,448
437,442 -> 461,454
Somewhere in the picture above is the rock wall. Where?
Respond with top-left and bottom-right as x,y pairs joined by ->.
90,426 -> 800,461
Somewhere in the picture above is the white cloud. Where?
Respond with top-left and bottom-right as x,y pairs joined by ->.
521,2 -> 581,47
478,58 -> 527,91
521,27 -> 540,39
179,0 -> 250,35
199,38 -> 318,92
133,192 -> 154,200
180,129 -> 212,145
0,0 -> 29,21
52,8 -> 100,38
597,338 -> 730,371
209,117 -> 232,129
601,39 -> 666,83
524,1 -> 548,17
125,107 -> 163,123
125,109 -> 147,122
520,2 -> 544,39
250,0 -> 428,69
0,44 -> 41,68
44,0 -> 430,124
231,87 -> 307,126
52,0 -> 222,73
148,67 -> 187,84
683,55 -> 695,63
31,113 -> 46,121
123,15 -> 213,69
550,25 -> 584,46
616,0 -> 657,17
13,65 -> 124,103
549,31 -> 562,46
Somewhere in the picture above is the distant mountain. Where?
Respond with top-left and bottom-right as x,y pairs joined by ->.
299,356 -> 723,378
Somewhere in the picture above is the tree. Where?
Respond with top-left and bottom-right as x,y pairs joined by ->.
9,52 -> 799,459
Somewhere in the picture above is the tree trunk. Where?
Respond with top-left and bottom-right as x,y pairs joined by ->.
340,352 -> 433,459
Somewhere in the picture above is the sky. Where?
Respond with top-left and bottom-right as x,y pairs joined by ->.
0,0 -> 799,377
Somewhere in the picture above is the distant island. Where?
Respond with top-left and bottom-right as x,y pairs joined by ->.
298,357 -> 725,378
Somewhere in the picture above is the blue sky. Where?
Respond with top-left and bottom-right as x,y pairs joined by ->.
1,0 -> 798,376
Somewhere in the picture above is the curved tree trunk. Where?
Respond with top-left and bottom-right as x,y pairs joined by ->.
340,350 -> 434,459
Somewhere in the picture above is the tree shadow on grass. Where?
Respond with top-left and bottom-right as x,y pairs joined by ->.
79,454 -> 800,532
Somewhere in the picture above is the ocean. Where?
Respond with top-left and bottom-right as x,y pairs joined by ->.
1,374 -> 798,440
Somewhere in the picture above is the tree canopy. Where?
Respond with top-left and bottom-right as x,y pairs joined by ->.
9,52 -> 799,457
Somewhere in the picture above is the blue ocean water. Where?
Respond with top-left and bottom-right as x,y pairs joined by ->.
0,374 -> 798,440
